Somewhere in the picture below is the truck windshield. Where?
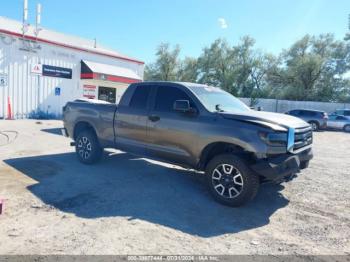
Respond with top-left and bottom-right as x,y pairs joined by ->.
188,85 -> 250,112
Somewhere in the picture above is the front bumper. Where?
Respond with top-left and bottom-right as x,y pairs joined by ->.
251,148 -> 313,181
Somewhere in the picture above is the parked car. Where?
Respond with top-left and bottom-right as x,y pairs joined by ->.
285,109 -> 328,131
62,82 -> 313,207
331,109 -> 350,120
327,115 -> 350,132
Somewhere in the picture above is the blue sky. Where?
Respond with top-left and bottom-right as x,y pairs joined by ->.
2,0 -> 349,63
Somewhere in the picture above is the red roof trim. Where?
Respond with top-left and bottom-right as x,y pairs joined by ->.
106,75 -> 141,84
81,73 -> 95,79
81,72 -> 141,84
0,29 -> 144,65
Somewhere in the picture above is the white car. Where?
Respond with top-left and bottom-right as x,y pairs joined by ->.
327,115 -> 350,132
332,109 -> 350,120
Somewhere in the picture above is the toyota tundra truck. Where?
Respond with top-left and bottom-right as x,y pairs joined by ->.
62,81 -> 313,207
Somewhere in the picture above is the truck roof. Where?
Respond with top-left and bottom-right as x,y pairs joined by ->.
137,81 -> 210,88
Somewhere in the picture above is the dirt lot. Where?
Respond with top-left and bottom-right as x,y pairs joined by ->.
0,120 -> 349,255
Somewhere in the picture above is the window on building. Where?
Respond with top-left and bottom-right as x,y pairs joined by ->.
98,86 -> 116,103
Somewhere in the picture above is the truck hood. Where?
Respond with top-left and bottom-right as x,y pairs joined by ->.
220,110 -> 309,131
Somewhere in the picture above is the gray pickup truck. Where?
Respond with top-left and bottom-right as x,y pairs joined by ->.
62,81 -> 313,206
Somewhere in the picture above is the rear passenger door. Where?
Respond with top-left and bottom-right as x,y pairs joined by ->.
147,85 -> 200,167
114,85 -> 152,155
335,116 -> 348,128
327,115 -> 337,128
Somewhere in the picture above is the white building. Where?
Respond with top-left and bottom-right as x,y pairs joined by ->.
0,16 -> 144,119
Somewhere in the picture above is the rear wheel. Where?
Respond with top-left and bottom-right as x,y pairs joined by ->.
309,121 -> 319,131
205,154 -> 259,207
75,130 -> 103,164
344,125 -> 350,133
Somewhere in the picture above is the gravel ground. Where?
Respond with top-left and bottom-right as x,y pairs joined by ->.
0,120 -> 349,255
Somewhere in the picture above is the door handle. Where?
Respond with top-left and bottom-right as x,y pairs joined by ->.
148,115 -> 160,122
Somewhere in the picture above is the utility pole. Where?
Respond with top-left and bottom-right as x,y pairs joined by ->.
35,3 -> 42,40
22,0 -> 28,38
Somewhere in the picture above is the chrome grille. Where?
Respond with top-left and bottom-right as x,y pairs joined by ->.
293,126 -> 313,152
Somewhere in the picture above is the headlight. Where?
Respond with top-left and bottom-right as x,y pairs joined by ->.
258,131 -> 287,146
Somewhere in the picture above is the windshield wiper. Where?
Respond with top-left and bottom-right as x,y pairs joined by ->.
215,104 -> 225,112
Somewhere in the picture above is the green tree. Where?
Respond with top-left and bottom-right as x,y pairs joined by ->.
196,36 -> 271,98
144,43 -> 180,81
197,39 -> 235,92
178,57 -> 199,82
145,34 -> 350,103
266,34 -> 350,101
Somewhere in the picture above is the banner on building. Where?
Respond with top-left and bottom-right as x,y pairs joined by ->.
43,65 -> 72,79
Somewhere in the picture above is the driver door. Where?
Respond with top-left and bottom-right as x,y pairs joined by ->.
147,85 -> 200,167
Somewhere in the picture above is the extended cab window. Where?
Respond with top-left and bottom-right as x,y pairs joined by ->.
154,86 -> 195,112
129,85 -> 151,109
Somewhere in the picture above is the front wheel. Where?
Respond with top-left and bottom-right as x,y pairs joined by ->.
300,160 -> 309,169
205,154 -> 259,207
75,130 -> 103,164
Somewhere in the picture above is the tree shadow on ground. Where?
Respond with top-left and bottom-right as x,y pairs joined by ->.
4,151 -> 289,237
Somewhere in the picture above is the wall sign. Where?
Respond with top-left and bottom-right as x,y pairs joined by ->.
83,85 -> 96,99
31,64 -> 42,75
43,65 -> 72,79
55,87 -> 61,96
0,74 -> 8,87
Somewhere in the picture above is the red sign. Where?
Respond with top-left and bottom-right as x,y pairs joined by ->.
83,85 -> 96,99
31,64 -> 42,75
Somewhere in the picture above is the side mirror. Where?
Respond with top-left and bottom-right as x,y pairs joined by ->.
174,100 -> 196,113
174,100 -> 190,112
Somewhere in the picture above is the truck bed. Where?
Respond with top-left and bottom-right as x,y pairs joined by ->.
63,99 -> 118,147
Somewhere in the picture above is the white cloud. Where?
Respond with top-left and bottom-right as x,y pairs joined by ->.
218,18 -> 228,29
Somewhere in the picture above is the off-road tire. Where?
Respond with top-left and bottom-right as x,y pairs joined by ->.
300,160 -> 309,169
205,154 -> 259,207
75,130 -> 103,164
